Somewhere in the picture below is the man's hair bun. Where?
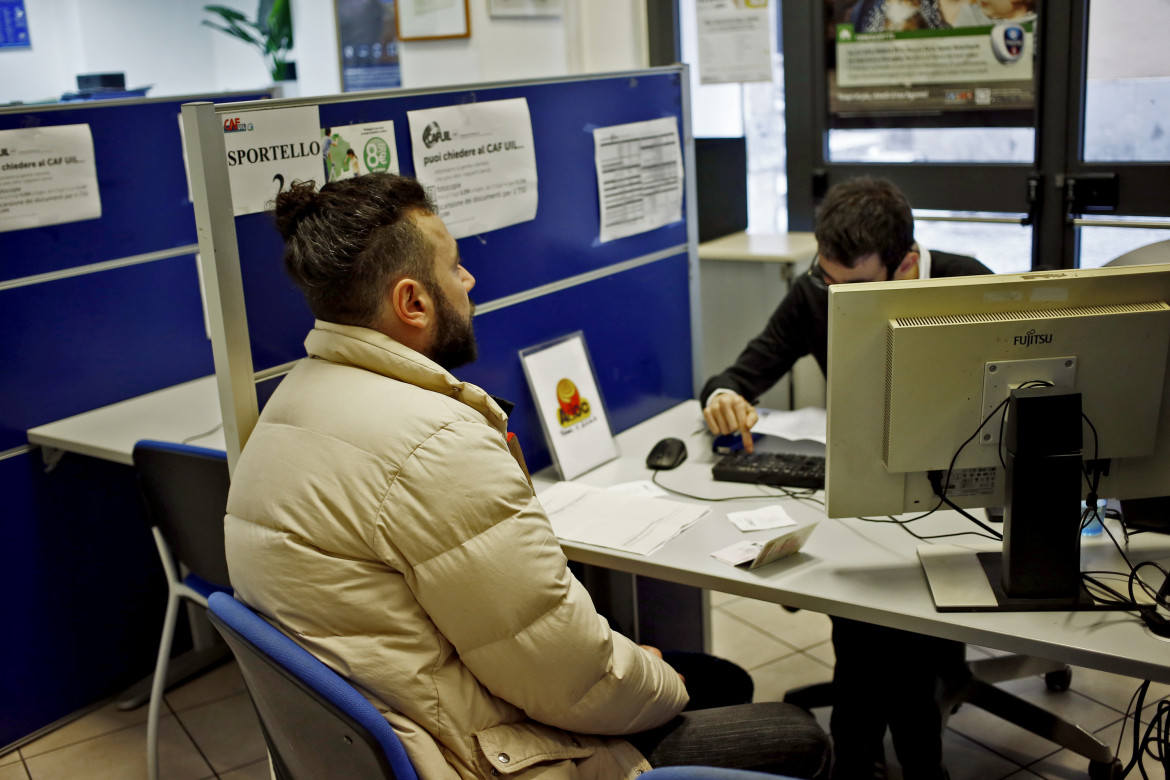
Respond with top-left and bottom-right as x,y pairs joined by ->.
272,180 -> 321,240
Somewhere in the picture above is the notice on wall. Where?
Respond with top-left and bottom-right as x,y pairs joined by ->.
697,0 -> 772,84
0,0 -> 30,49
407,98 -> 537,239
830,14 -> 1034,119
322,121 -> 399,183
0,124 -> 101,233
592,117 -> 683,243
221,105 -> 323,216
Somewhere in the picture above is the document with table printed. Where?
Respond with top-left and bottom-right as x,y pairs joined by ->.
538,481 -> 708,555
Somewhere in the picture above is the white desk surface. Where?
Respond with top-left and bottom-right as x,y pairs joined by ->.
697,231 -> 817,264
536,401 -> 1170,685
33,380 -> 1170,685
27,374 -> 227,465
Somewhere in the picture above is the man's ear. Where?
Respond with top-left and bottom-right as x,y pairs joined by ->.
389,277 -> 432,331
894,250 -> 920,280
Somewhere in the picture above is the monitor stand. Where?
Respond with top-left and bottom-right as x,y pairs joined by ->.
917,545 -> 1137,612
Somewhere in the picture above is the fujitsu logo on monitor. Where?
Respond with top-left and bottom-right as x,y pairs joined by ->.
1013,329 -> 1053,347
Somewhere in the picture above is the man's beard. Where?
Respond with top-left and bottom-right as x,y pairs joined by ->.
429,286 -> 478,370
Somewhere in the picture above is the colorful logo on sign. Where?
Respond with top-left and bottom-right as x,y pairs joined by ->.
556,378 -> 592,428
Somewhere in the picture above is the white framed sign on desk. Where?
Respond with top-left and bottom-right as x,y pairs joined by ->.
520,331 -> 618,480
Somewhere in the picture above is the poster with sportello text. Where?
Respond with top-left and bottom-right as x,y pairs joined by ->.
221,105 -> 323,216
407,98 -> 537,239
0,124 -> 101,233
322,121 -> 400,183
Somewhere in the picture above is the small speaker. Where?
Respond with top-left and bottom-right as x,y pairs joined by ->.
695,137 -> 748,243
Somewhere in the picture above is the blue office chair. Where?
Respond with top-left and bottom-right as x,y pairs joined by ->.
132,440 -> 234,780
206,592 -> 420,780
641,768 -> 798,779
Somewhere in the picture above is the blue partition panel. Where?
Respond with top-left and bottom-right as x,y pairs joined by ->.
0,452 -> 167,748
463,252 -> 693,473
0,255 -> 214,451
229,71 -> 695,448
0,92 -> 271,283
1,92 -> 268,747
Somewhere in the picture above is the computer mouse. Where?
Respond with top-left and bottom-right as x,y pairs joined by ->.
647,437 -> 687,470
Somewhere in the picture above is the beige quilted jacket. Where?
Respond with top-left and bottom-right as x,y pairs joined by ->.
225,321 -> 689,780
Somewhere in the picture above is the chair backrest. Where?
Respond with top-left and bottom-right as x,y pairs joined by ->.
1104,238 -> 1170,267
207,592 -> 420,780
133,440 -> 232,587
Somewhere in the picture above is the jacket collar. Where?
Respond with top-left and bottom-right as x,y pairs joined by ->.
303,320 -> 509,434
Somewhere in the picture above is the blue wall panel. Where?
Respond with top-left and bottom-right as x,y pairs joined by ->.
0,452 -> 167,748
0,255 -> 214,451
314,73 -> 687,306
0,93 -> 266,747
0,92 -> 271,283
462,253 -> 693,474
228,71 -> 695,447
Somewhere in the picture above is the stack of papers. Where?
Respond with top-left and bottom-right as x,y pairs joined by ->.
538,481 -> 708,555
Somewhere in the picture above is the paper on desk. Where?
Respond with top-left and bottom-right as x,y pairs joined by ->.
607,480 -> 671,498
538,481 -> 707,555
753,407 -> 827,444
712,522 -> 818,570
727,504 -> 797,532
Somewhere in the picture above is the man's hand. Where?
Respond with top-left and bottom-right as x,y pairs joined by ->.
703,392 -> 759,453
640,645 -> 685,682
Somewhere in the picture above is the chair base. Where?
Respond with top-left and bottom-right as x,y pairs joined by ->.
115,645 -> 232,711
784,655 -> 1117,769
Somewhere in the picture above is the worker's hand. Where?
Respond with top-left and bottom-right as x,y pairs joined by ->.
703,392 -> 759,453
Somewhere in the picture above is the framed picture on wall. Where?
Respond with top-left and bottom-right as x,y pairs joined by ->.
396,0 -> 470,41
334,0 -> 402,92
488,0 -> 564,17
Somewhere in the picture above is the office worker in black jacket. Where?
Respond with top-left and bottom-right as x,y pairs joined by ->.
701,178 -> 991,780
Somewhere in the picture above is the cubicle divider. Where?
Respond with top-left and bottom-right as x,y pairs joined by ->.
0,91 -> 270,749
183,68 -> 701,475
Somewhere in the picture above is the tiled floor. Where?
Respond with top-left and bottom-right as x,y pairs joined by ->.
1,596 -> 1166,779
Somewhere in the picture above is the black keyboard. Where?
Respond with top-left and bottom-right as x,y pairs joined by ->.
712,451 -> 826,490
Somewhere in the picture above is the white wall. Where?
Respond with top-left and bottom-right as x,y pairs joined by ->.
1,0 -> 647,106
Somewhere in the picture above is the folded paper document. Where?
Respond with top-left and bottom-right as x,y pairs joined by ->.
712,522 -> 818,570
538,481 -> 708,555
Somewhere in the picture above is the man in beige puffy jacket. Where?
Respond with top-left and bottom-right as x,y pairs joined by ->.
225,173 -> 829,780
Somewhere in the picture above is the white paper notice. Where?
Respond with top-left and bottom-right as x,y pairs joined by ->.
727,504 -> 797,533
521,334 -> 618,480
593,118 -> 683,243
753,407 -> 827,444
408,98 -> 537,239
697,0 -> 773,85
221,105 -> 322,216
323,121 -> 399,183
539,481 -> 708,556
0,124 -> 101,233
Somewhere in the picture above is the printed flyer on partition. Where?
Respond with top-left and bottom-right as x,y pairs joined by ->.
407,98 -> 538,239
322,121 -> 400,183
220,104 -> 323,216
0,124 -> 101,233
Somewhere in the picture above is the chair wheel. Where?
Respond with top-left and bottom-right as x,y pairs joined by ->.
1088,758 -> 1123,780
1045,667 -> 1072,692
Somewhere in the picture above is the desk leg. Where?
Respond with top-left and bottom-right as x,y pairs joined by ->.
573,563 -> 709,653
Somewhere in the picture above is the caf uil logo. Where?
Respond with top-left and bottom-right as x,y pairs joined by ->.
555,378 -> 592,428
422,121 -> 453,148
1013,328 -> 1053,348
